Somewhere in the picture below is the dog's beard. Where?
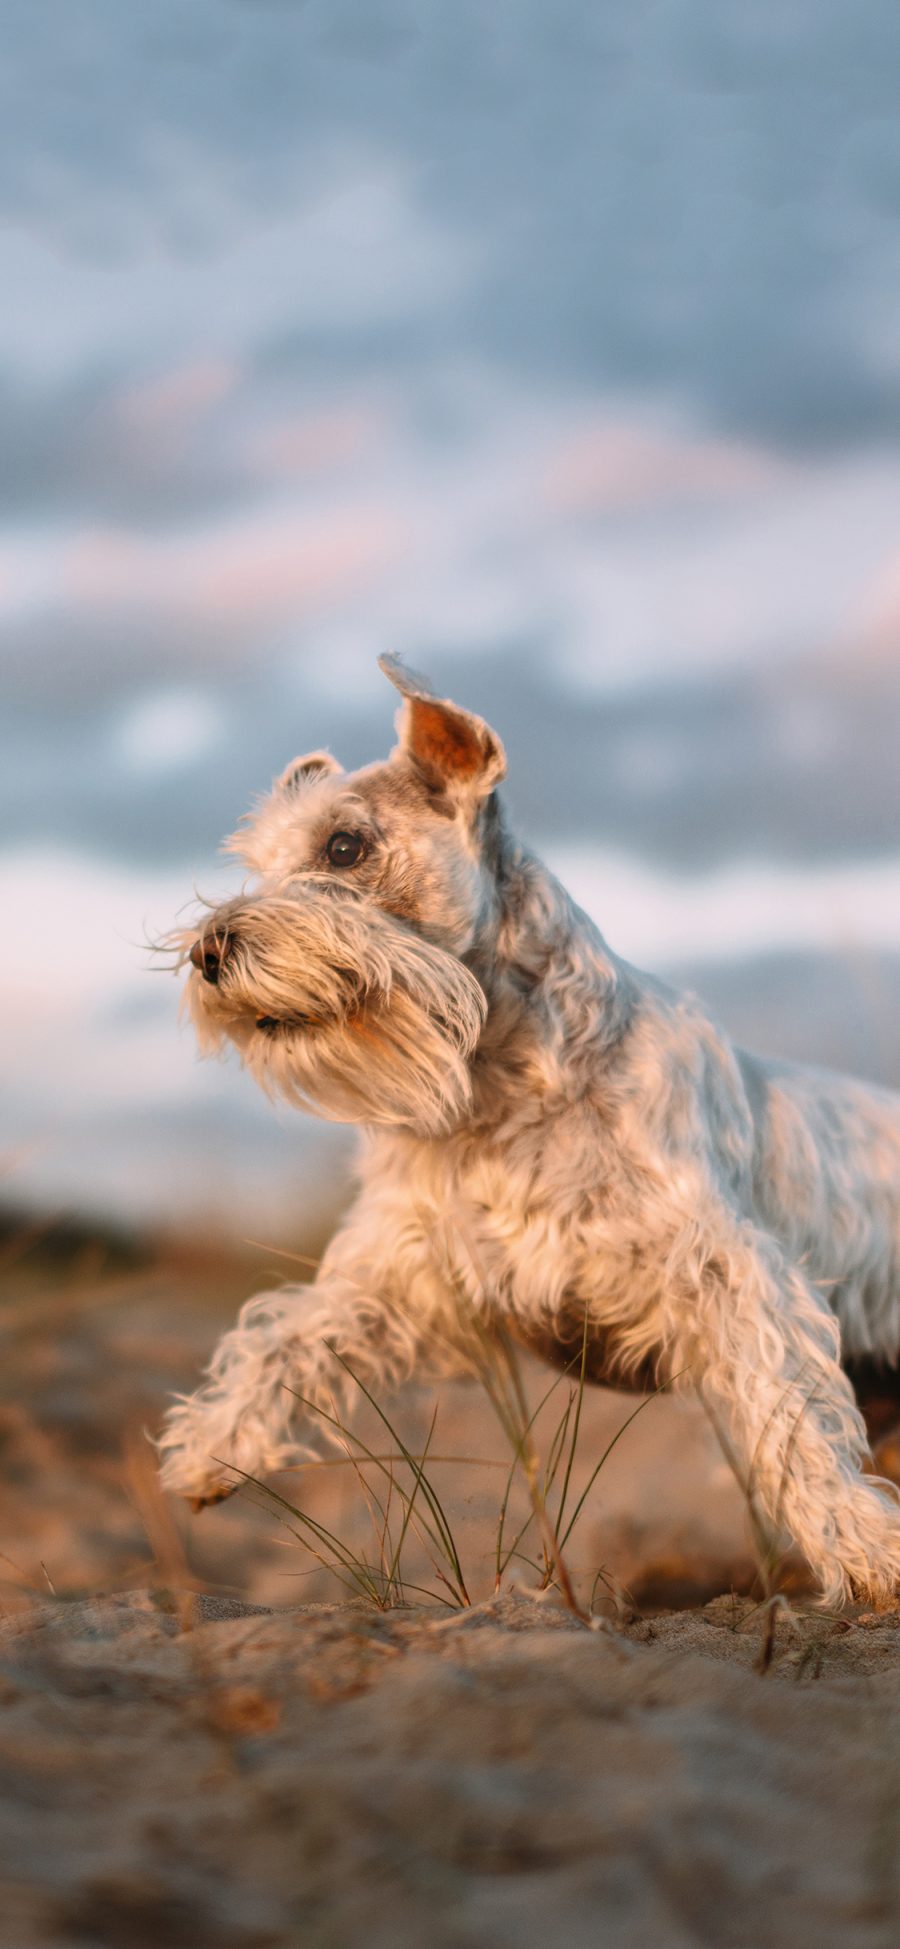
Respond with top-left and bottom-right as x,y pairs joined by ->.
177,887 -> 487,1134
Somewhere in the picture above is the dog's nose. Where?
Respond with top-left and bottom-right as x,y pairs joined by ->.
189,931 -> 232,986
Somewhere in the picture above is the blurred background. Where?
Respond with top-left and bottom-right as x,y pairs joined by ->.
2,2 -> 900,1606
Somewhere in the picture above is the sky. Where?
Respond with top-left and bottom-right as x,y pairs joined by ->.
3,2 -> 900,1234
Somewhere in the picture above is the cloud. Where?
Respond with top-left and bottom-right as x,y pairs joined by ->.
113,688 -> 227,775
542,420 -> 788,515
4,391 -> 900,772
550,844 -> 900,969
0,364 -> 250,525
1,500 -> 403,638
113,357 -> 239,435
249,405 -> 383,481
2,2 -> 900,448
844,544 -> 900,663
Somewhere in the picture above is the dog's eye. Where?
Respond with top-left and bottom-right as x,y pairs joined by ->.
326,830 -> 366,868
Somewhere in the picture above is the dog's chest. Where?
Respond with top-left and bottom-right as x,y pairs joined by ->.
380,1107 -> 653,1311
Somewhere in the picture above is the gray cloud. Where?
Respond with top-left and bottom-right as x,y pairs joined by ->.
0,370 -> 252,523
3,2 -> 900,448
4,638 -> 900,873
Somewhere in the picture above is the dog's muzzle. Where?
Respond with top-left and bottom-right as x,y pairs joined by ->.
188,913 -> 364,1035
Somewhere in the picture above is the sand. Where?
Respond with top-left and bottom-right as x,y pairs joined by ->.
1,1589 -> 900,1948
3,1227 -> 900,1945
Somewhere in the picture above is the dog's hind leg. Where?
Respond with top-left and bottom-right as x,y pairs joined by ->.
665,1216 -> 900,1606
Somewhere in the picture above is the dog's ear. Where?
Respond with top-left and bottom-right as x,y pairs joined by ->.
379,653 -> 506,800
276,751 -> 342,792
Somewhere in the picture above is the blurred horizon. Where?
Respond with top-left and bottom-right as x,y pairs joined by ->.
3,2 -> 900,1238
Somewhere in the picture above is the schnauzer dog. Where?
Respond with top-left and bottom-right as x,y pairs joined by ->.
159,655 -> 900,1605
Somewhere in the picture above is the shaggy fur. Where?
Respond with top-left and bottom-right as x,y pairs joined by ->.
158,655 -> 900,1606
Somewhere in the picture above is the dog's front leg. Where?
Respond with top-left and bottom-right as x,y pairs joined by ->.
156,1204 -> 466,1506
676,1219 -> 900,1606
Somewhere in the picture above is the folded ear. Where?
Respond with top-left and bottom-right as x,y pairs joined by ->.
379,653 -> 506,800
276,750 -> 342,792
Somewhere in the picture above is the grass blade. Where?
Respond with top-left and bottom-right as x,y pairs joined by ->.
322,1344 -> 471,1606
558,1368 -> 689,1553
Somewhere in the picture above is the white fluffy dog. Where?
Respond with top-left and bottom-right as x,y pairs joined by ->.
159,655 -> 900,1606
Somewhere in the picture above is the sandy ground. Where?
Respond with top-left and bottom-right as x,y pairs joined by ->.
3,1220 -> 900,1945
2,1590 -> 900,1947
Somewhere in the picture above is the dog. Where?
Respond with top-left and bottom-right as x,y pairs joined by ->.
158,654 -> 900,1606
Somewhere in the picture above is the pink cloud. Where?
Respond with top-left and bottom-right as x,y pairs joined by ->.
543,421 -> 786,515
843,544 -> 900,664
250,406 -> 382,479
65,505 -> 403,628
191,509 -> 401,622
115,359 -> 240,433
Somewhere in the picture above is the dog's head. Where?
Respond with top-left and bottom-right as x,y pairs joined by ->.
176,657 -> 509,1133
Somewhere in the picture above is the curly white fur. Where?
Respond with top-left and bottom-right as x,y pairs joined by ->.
158,655 -> 900,1606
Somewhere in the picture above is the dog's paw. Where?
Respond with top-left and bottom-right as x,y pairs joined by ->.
155,1405 -> 244,1508
157,1444 -> 238,1508
188,1481 -> 239,1513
